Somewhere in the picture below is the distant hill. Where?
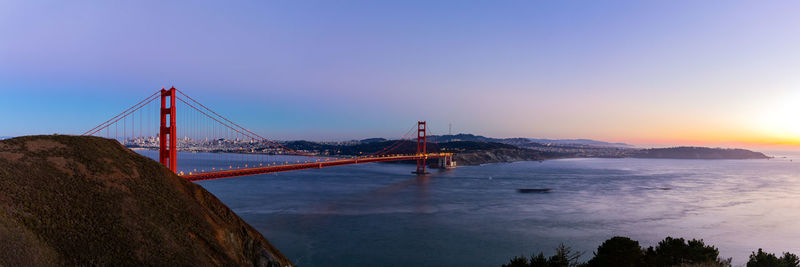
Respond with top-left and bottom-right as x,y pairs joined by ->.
426,134 -> 497,143
284,139 -> 564,165
630,146 -> 769,159
0,135 -> 292,266
283,135 -> 768,164
526,138 -> 633,148
426,134 -> 632,148
287,139 -> 521,155
360,138 -> 387,144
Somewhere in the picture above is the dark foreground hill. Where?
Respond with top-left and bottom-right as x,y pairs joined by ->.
0,135 -> 292,266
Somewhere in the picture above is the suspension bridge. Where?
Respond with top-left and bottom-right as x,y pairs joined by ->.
82,87 -> 455,181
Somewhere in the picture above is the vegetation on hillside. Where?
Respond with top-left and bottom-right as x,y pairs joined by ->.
0,135 -> 292,266
502,236 -> 797,267
284,139 -> 564,165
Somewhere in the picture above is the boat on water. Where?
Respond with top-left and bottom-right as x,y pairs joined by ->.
517,188 -> 552,193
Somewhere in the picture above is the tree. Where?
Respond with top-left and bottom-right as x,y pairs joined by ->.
549,244 -> 584,267
587,236 -> 643,267
747,249 -> 800,267
748,249 -> 781,267
501,244 -> 585,267
781,252 -> 800,267
643,237 -> 729,267
530,253 -> 548,267
502,255 -> 530,267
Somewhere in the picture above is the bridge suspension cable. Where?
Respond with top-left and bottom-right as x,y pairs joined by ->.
174,89 -> 326,158
82,90 -> 160,136
83,87 -> 453,180
367,124 -> 417,156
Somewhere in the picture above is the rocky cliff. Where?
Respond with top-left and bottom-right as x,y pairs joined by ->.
0,135 -> 292,266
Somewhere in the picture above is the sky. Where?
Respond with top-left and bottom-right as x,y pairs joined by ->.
2,1 -> 800,148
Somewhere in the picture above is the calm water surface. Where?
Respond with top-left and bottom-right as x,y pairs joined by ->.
139,151 -> 800,266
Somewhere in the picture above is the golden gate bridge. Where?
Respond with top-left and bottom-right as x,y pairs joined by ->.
82,87 -> 454,181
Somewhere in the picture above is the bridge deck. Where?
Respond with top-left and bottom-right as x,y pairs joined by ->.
181,153 -> 453,181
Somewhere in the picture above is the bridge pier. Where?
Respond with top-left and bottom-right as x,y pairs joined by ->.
444,155 -> 456,168
429,155 -> 456,170
434,156 -> 456,169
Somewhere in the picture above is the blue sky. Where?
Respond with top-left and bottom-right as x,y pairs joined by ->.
2,1 -> 800,145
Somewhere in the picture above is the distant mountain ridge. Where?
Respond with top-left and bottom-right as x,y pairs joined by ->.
359,138 -> 387,144
526,138 -> 633,148
426,133 -> 633,148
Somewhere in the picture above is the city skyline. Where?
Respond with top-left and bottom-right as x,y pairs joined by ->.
3,1 -> 800,148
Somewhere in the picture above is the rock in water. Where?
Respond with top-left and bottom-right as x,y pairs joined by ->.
0,135 -> 292,266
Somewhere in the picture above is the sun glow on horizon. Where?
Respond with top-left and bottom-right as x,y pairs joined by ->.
753,92 -> 800,144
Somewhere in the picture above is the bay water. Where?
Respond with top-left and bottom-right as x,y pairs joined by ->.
137,150 -> 800,266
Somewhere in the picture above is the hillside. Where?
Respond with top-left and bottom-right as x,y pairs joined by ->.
0,135 -> 292,266
285,139 -> 524,156
283,140 -> 562,165
425,133 -> 633,148
630,146 -> 770,159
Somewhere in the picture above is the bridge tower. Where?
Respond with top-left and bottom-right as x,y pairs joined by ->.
159,87 -> 177,173
415,121 -> 427,175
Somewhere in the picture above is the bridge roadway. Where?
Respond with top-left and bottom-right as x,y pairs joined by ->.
181,153 -> 454,181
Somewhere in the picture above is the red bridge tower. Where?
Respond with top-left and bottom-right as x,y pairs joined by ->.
159,87 -> 177,173
415,121 -> 427,175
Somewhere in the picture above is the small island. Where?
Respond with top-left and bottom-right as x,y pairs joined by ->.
629,146 -> 770,159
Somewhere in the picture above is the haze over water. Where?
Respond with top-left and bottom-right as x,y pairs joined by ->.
137,151 -> 800,266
